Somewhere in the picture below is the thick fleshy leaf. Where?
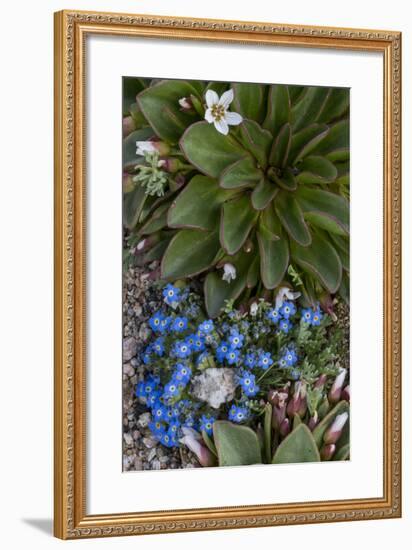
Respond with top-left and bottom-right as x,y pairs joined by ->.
288,85 -> 305,104
310,120 -> 349,161
123,184 -> 147,229
231,82 -> 267,123
334,443 -> 350,461
269,123 -> 291,168
269,167 -> 297,191
123,128 -> 154,172
296,187 -> 349,235
275,191 -> 312,246
213,421 -> 262,467
329,233 -> 350,270
336,161 -> 350,187
264,403 -> 272,464
259,206 -> 281,241
205,81 -> 229,97
168,175 -> 234,230
291,232 -> 342,293
287,124 -> 330,165
204,252 -> 251,317
263,84 -> 290,137
257,231 -> 289,289
137,80 -> 200,144
312,401 -> 349,448
297,156 -> 338,184
291,87 -> 330,132
239,120 -> 272,169
272,424 -> 320,464
317,88 -> 350,123
220,157 -> 262,189
221,196 -> 259,254
246,254 -> 260,288
123,77 -> 148,115
139,202 -> 170,235
143,234 -> 174,263
180,121 -> 248,178
251,178 -> 278,210
339,271 -> 350,304
161,228 -> 220,279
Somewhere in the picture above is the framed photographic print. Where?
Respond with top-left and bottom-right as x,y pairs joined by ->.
54,9 -> 402,539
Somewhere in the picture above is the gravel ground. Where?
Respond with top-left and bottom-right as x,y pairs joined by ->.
122,263 -> 200,471
122,262 -> 351,471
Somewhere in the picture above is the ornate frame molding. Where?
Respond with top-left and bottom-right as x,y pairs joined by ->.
54,10 -> 401,539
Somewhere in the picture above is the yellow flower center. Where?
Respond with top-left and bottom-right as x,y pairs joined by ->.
211,104 -> 226,121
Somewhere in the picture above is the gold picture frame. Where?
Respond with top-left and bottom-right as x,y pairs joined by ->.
54,9 -> 402,539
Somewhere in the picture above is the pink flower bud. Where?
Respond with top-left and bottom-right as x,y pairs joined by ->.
319,292 -> 337,321
179,427 -> 216,467
178,96 -> 193,111
328,368 -> 347,404
279,418 -> 290,438
269,390 -> 288,431
123,115 -> 136,137
287,382 -> 307,418
157,158 -> 181,173
324,412 -> 349,445
314,374 -> 328,389
342,385 -> 350,402
320,444 -> 336,461
308,411 -> 319,431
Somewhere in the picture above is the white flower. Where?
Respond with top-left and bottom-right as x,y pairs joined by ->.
179,427 -> 215,467
222,263 -> 236,283
136,141 -> 157,156
136,140 -> 169,156
275,286 -> 301,311
250,302 -> 259,316
178,96 -> 192,110
204,89 -> 243,135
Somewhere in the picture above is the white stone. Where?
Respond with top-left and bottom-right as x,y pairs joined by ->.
191,368 -> 238,409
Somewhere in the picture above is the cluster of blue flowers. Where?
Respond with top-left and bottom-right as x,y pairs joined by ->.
136,284 -> 325,448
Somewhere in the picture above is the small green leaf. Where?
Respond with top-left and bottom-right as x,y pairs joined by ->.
161,228 -> 220,279
137,80 -> 200,144
221,196 -> 259,254
213,421 -> 262,467
312,401 -> 349,448
310,120 -> 349,161
268,167 -> 297,191
246,254 -> 260,288
317,88 -> 350,124
288,124 -> 330,165
291,232 -> 342,293
263,84 -> 290,137
251,178 -> 278,210
123,77 -> 148,115
272,424 -> 320,464
297,156 -> 338,184
264,403 -> 272,464
239,120 -> 272,169
123,184 -> 147,229
339,272 -> 350,304
180,121 -> 248,178
139,202 -> 170,235
220,157 -> 262,189
259,206 -> 282,241
275,191 -> 312,246
168,175 -> 234,230
291,87 -> 330,132
257,231 -> 289,289
143,235 -> 173,263
202,430 -> 218,457
269,123 -> 291,168
232,82 -> 267,123
333,443 -> 350,461
329,233 -> 350,270
296,187 -> 349,235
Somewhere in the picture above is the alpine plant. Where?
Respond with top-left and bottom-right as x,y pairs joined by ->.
123,78 -> 349,317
